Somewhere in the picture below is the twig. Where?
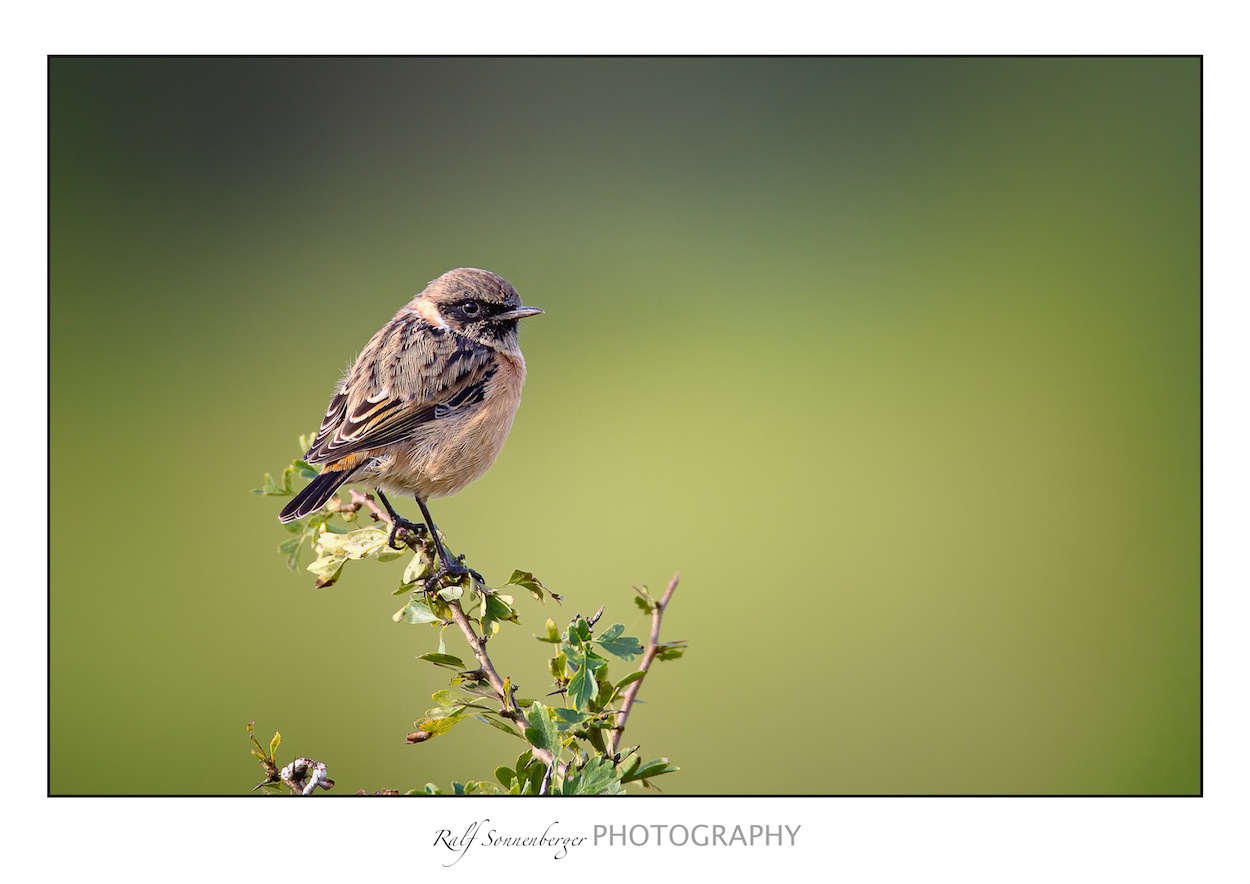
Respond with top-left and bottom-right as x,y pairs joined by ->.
605,571 -> 680,757
346,489 -> 391,523
361,500 -> 556,769
443,597 -> 556,768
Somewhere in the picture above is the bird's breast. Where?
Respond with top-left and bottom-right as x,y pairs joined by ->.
377,351 -> 527,500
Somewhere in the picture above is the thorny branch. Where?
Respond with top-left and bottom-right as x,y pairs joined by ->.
605,571 -> 680,757
446,593 -> 557,769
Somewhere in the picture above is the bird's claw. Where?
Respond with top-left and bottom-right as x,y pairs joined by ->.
424,561 -> 484,594
386,518 -> 427,551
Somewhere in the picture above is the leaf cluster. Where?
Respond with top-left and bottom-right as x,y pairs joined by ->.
412,608 -> 678,794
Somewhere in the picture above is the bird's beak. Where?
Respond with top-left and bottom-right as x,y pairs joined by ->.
497,306 -> 544,320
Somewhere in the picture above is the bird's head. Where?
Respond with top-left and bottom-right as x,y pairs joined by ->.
414,267 -> 542,351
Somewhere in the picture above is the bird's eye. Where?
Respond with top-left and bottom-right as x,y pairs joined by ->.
460,300 -> 481,317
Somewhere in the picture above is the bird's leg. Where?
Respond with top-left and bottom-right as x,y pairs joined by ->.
374,489 -> 427,550
415,496 -> 484,591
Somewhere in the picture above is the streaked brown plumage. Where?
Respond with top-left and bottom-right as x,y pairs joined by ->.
279,267 -> 541,588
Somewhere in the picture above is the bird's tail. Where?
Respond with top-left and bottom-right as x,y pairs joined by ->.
279,465 -> 360,523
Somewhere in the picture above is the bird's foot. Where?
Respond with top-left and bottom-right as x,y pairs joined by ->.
385,516 -> 428,551
424,557 -> 484,594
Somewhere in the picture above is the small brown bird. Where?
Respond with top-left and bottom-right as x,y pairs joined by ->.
279,267 -> 542,590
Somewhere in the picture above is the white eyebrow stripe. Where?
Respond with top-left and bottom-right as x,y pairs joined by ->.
411,297 -> 449,330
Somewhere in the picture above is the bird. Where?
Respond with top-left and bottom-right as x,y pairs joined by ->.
279,267 -> 542,591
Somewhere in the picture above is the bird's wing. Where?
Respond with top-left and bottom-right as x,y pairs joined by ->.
304,316 -> 497,465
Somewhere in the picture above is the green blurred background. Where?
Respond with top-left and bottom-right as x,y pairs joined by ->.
49,58 -> 1199,795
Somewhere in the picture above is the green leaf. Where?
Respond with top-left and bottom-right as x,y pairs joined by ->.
655,641 -> 687,661
411,715 -> 464,737
307,555 -> 346,589
595,671 -> 616,708
620,754 -> 642,780
428,594 -> 457,623
567,652 -> 599,712
268,731 -> 281,759
418,653 -> 466,670
523,702 -> 559,754
393,599 -> 447,625
495,766 -> 517,788
403,552 -> 434,585
595,624 -> 644,660
561,756 -> 623,795
430,689 -> 463,707
623,758 -> 679,783
488,593 -> 519,620
447,779 -> 502,796
482,593 -> 520,636
615,670 -> 647,690
456,679 -> 495,697
306,526 -> 397,588
570,617 -> 594,645
550,707 -> 590,731
437,584 -> 465,603
252,471 -> 290,496
316,527 -> 391,560
516,750 -> 535,778
536,618 -> 562,643
477,715 -> 524,739
519,769 -> 544,795
376,546 -> 404,563
511,750 -> 551,795
504,569 -> 548,602
278,536 -> 303,570
256,454 -> 322,498
416,694 -> 483,730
